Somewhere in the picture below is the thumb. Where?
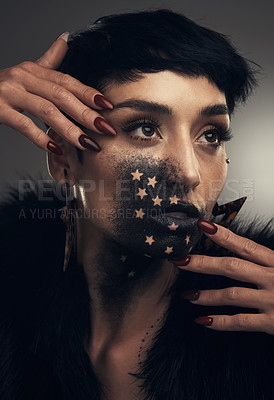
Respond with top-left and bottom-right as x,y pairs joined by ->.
36,32 -> 69,69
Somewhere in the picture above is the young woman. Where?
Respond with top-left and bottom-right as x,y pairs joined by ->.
0,9 -> 274,400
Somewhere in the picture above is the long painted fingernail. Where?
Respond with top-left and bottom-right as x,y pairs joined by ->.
94,117 -> 117,136
56,32 -> 69,42
47,141 -> 63,155
194,316 -> 213,326
78,135 -> 101,152
181,290 -> 200,301
94,94 -> 114,110
197,219 -> 218,234
170,256 -> 191,266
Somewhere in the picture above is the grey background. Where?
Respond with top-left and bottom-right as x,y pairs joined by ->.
0,0 -> 273,220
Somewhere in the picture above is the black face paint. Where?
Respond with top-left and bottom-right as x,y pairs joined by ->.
84,154 -> 207,316
109,154 -> 206,261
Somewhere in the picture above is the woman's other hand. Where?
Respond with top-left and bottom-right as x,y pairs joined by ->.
0,32 -> 116,155
170,220 -> 274,335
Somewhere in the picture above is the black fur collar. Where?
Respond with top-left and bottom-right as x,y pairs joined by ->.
0,178 -> 274,399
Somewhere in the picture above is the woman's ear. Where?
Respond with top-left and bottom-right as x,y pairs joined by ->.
46,128 -> 76,186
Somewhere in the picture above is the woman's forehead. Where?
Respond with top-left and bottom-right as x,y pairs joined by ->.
103,71 -> 227,109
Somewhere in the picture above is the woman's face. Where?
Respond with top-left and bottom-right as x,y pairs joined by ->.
71,71 -> 230,259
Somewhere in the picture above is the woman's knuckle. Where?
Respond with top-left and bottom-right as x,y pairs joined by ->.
59,73 -> 73,86
83,87 -> 95,101
34,129 -> 44,144
221,228 -> 231,244
226,257 -> 239,272
81,107 -> 93,121
267,293 -> 274,307
7,66 -> 24,80
40,101 -> 56,117
225,287 -> 239,302
0,81 -> 12,96
66,123 -> 78,137
20,61 -> 34,70
233,314 -> 248,328
267,314 -> 274,330
217,316 -> 226,328
52,85 -> 69,101
19,117 -> 33,133
262,268 -> 274,288
243,239 -> 258,256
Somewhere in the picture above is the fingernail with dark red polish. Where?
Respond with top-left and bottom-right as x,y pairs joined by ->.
47,141 -> 63,155
94,94 -> 114,110
79,135 -> 101,152
170,256 -> 191,266
194,316 -> 213,326
181,290 -> 200,301
197,219 -> 218,234
94,117 -> 117,136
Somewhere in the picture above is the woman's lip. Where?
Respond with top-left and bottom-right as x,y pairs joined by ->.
163,212 -> 190,220
150,213 -> 198,230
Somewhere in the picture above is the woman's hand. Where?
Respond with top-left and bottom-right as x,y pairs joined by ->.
0,32 -> 117,155
170,220 -> 274,335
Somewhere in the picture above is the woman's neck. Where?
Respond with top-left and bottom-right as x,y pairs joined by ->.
77,223 -> 179,366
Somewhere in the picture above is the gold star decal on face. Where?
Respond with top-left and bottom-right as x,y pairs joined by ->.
137,188 -> 148,199
185,235 -> 191,245
169,195 -> 181,205
120,254 -> 127,262
152,195 -> 163,206
131,169 -> 143,181
165,246 -> 173,254
135,208 -> 145,219
147,176 -> 158,188
128,270 -> 136,278
145,235 -> 155,245
168,222 -> 178,231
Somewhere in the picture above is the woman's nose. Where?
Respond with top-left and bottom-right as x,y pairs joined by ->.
169,140 -> 201,193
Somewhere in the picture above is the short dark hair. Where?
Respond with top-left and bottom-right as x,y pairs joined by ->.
57,8 -> 258,162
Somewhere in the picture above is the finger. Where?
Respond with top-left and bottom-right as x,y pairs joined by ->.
20,62 -> 114,110
0,106 -> 60,152
184,287 -> 272,311
173,255 -> 272,288
21,73 -> 115,135
198,221 -> 274,267
36,32 -> 69,69
194,313 -> 274,334
10,89 -> 91,149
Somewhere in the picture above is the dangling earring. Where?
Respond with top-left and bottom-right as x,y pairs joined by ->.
58,168 -> 76,272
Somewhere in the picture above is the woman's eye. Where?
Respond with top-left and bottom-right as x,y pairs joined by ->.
200,131 -> 219,143
120,117 -> 162,141
197,125 -> 233,148
132,125 -> 158,138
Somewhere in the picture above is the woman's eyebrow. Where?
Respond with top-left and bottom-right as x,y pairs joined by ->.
110,99 -> 172,115
107,99 -> 229,117
200,104 -> 229,117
